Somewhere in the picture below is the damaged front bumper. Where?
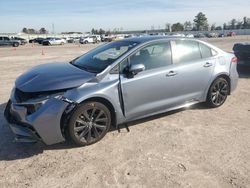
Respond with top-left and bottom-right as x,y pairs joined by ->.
4,89 -> 75,145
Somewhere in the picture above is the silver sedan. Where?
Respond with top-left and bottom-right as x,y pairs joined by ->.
4,36 -> 238,146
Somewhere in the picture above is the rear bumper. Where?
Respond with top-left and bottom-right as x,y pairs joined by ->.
229,60 -> 239,94
230,74 -> 238,94
4,95 -> 70,145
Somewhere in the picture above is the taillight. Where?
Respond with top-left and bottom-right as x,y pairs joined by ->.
231,57 -> 238,64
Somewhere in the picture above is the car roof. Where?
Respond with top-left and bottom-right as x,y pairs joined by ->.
122,36 -> 187,43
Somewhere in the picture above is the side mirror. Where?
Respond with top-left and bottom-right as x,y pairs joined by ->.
129,64 -> 145,76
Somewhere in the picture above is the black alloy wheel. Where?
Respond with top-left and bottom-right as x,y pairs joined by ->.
206,77 -> 229,108
68,101 -> 111,146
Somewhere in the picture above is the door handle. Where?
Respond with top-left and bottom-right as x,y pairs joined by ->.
166,71 -> 177,77
203,62 -> 213,67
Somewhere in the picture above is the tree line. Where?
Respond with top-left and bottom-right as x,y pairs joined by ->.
21,13 -> 250,34
90,13 -> 250,34
223,17 -> 250,30
22,27 -> 48,34
169,13 -> 250,32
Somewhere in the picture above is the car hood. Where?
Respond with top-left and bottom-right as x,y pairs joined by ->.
15,62 -> 96,92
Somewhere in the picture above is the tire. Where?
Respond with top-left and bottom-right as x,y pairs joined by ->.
206,77 -> 229,108
68,101 -> 111,146
13,43 -> 19,47
84,41 -> 88,44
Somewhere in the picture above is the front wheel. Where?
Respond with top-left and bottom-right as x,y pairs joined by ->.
206,77 -> 229,108
68,101 -> 111,146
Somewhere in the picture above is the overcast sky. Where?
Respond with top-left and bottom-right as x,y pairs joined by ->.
0,0 -> 249,33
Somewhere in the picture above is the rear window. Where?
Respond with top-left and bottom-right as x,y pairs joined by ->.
199,43 -> 212,58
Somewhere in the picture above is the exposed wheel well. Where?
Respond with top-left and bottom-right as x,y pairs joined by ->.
60,97 -> 117,139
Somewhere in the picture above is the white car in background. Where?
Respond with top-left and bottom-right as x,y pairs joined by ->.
80,36 -> 100,44
186,34 -> 194,38
42,38 -> 66,45
171,33 -> 186,37
92,35 -> 101,42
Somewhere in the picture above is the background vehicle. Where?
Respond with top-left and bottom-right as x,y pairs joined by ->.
233,43 -> 250,70
73,37 -> 80,43
101,34 -> 112,42
194,33 -> 206,38
170,33 -> 186,37
79,36 -> 98,44
92,35 -> 101,42
66,37 -> 80,43
227,31 -> 236,37
29,37 -> 45,44
11,37 -> 27,45
206,32 -> 219,38
0,36 -> 20,47
186,34 -> 194,38
4,37 -> 238,146
218,33 -> 225,38
42,38 -> 66,45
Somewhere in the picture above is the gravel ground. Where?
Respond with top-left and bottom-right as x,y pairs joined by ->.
0,36 -> 250,188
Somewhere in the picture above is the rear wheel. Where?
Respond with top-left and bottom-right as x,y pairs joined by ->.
68,101 -> 111,146
13,43 -> 19,47
206,77 -> 229,108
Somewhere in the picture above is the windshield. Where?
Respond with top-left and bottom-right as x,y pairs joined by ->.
71,41 -> 139,73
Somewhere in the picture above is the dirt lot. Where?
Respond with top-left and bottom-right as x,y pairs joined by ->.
0,36 -> 250,188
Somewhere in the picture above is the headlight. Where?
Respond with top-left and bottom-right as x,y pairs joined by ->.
17,92 -> 65,115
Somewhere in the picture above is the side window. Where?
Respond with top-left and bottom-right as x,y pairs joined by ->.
130,42 -> 172,71
174,40 -> 201,64
199,43 -> 212,58
0,37 -> 2,40
4,37 -> 9,41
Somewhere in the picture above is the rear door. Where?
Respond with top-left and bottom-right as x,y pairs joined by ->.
169,40 -> 216,102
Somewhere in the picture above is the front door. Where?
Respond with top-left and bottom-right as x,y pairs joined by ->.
120,41 -> 176,120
